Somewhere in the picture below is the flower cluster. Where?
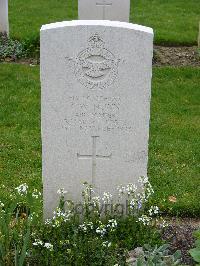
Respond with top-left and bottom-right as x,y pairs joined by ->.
117,177 -> 154,215
102,192 -> 112,204
79,219 -> 118,237
96,219 -> 118,237
137,214 -> 152,226
102,241 -> 111,248
92,196 -> 101,208
82,182 -> 94,196
44,208 -> 72,227
129,198 -> 136,210
33,239 -> 53,251
32,189 -> 41,199
96,222 -> 107,237
57,188 -> 67,195
44,243 -> 54,251
45,219 -> 52,225
107,219 -> 117,231
15,183 -> 28,196
148,206 -> 159,216
126,183 -> 137,195
138,176 -> 154,200
117,185 -> 126,195
117,183 -> 137,196
159,219 -> 168,228
79,221 -> 94,232
32,239 -> 43,246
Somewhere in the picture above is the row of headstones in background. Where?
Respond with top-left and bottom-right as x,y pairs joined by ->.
0,0 -> 129,36
0,0 -> 9,35
41,20 -> 153,218
78,0 -> 130,22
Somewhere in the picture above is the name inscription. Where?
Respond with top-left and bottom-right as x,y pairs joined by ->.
64,95 -> 133,133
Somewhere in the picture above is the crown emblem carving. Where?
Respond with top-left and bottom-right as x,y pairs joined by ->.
66,34 -> 120,90
88,34 -> 105,49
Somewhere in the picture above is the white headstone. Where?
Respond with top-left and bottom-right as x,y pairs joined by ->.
41,20 -> 153,218
78,0 -> 130,22
0,0 -> 9,34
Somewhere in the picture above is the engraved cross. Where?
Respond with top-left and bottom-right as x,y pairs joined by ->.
77,136 -> 112,185
96,0 -> 112,20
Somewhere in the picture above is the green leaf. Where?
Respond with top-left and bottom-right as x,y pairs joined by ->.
195,239 -> 200,247
189,248 -> 200,263
173,250 -> 181,260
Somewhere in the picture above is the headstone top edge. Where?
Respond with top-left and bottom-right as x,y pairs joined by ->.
40,20 -> 153,35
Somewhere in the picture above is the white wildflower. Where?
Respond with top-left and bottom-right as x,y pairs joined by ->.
52,208 -> 71,223
28,214 -> 34,221
57,188 -> 67,195
0,201 -> 4,208
159,219 -> 168,228
96,222 -> 107,237
79,223 -> 87,232
79,222 -> 94,231
32,239 -> 43,246
82,183 -> 94,195
92,196 -> 101,207
87,222 -> 94,230
126,183 -> 137,195
145,183 -> 154,199
137,215 -> 152,226
117,185 -> 126,195
102,241 -> 111,248
45,219 -> 52,225
129,198 -> 136,209
32,189 -> 41,199
107,219 -> 117,229
148,206 -> 159,216
96,227 -> 107,237
44,243 -> 53,251
102,192 -> 112,203
138,176 -> 149,184
15,183 -> 28,196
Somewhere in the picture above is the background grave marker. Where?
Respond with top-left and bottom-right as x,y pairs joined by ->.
78,0 -> 130,22
0,0 -> 9,35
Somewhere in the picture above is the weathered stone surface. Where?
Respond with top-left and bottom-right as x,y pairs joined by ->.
78,0 -> 130,22
41,20 -> 153,218
0,0 -> 9,34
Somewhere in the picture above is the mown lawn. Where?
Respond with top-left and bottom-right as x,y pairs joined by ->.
0,64 -> 199,216
149,67 -> 200,216
9,0 -> 200,45
0,64 -> 41,196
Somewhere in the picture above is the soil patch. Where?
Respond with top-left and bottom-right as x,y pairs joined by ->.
153,46 -> 200,67
1,46 -> 200,67
0,57 -> 39,65
162,218 -> 200,265
126,218 -> 200,265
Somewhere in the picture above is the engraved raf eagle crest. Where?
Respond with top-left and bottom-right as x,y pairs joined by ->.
67,34 -> 119,89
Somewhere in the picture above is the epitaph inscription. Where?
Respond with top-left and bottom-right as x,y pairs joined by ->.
67,34 -> 119,89
64,95 -> 133,132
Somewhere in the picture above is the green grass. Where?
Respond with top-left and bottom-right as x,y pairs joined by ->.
9,0 -> 200,45
149,67 -> 200,216
9,0 -> 77,41
0,64 -> 200,216
131,0 -> 200,45
0,64 -> 41,196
